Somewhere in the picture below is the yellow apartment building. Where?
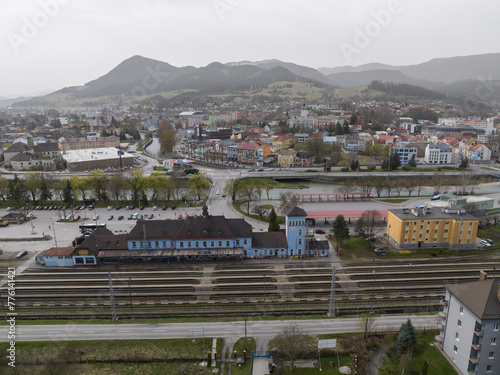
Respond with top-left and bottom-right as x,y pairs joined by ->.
387,207 -> 479,250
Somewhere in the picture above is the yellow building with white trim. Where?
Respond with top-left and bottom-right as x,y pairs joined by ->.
387,207 -> 479,250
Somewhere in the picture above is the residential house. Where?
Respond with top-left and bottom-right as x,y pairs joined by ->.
295,150 -> 315,167
425,143 -> 453,164
436,276 -> 500,375
467,144 -> 492,163
278,150 -> 296,168
237,142 -> 263,165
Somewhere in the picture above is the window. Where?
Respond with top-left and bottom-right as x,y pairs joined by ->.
486,365 -> 492,372
453,345 -> 458,353
492,337 -> 497,345
494,323 -> 499,331
405,230 -> 408,234
226,241 -> 230,247
203,241 -> 207,247
457,319 -> 462,328
420,225 -> 423,230
298,229 -> 303,236
489,352 -> 494,359
188,241 -> 191,248
179,242 -> 184,248
244,239 -> 248,245
298,239 -> 302,245
132,241 -> 136,248
211,241 -> 214,247
455,332 -> 459,341
155,241 -> 159,248
219,241 -> 222,247
236,240 -> 240,245
147,241 -> 152,248
406,222 -> 409,227
459,306 -> 464,314
195,242 -> 199,248
444,230 -> 448,234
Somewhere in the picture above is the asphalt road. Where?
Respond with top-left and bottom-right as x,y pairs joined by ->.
0,314 -> 437,342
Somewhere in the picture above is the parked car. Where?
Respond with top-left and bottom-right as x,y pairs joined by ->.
117,215 -> 124,220
16,250 -> 28,258
127,214 -> 133,220
216,191 -> 220,195
88,205 -> 94,210
162,205 -> 168,210
108,215 -> 113,220
315,229 -> 325,234
139,206 -> 145,210
6,207 -> 12,211
365,236 -> 376,242
74,215 -> 81,220
153,206 -> 158,211
485,239 -> 494,245
178,214 -> 183,219
148,214 -> 154,219
27,212 -> 34,218
125,206 -> 131,210
92,215 -> 99,220
132,213 -> 139,219
479,240 -> 491,247
171,205 -> 176,210
107,206 -> 113,211
129,206 -> 135,210
65,215 -> 73,220
115,205 -> 122,210
374,247 -> 388,255
75,206 -> 81,210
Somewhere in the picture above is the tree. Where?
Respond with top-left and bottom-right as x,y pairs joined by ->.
350,158 -> 359,171
458,157 -> 469,170
394,319 -> 417,353
88,170 -> 108,202
224,178 -> 238,201
359,210 -> 380,239
279,192 -> 300,216
332,214 -> 349,251
238,180 -> 258,214
407,154 -> 417,168
270,322 -> 315,370
356,314 -> 376,339
127,168 -> 146,205
157,120 -> 178,153
62,179 -> 74,206
108,174 -> 126,204
404,180 -> 416,196
268,208 -> 280,232
188,174 -> 210,201
389,150 -> 401,170
339,180 -> 356,193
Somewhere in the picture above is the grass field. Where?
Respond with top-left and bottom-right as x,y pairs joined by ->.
230,337 -> 256,374
0,338 -> 218,375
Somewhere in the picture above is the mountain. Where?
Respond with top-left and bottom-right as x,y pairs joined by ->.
226,59 -> 332,85
318,62 -> 399,76
16,56 -> 330,106
326,69 -> 437,89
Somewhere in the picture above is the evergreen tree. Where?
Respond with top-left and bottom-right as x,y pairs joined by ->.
63,180 -> 74,206
458,157 -> 469,170
407,154 -> 417,168
350,159 -> 359,171
335,122 -> 344,135
268,208 -> 280,232
394,319 -> 417,353
332,214 -> 349,251
381,159 -> 389,171
389,151 -> 401,170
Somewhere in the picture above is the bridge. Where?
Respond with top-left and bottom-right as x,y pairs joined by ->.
295,192 -> 372,202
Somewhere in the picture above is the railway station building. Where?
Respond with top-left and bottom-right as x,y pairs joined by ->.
39,207 -> 329,265
386,206 -> 479,250
436,276 -> 500,375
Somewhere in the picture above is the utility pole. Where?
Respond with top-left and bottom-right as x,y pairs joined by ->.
108,272 -> 118,320
128,276 -> 133,318
328,266 -> 336,317
263,271 -> 266,316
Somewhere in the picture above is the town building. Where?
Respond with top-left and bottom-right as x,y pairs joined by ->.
387,207 -> 479,250
58,135 -> 120,151
391,147 -> 418,165
38,207 -> 329,266
237,142 -> 263,165
61,147 -> 134,172
424,143 -> 454,164
278,150 -> 296,168
436,276 -> 500,375
467,144 -> 492,163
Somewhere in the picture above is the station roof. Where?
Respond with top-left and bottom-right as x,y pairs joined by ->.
306,210 -> 388,219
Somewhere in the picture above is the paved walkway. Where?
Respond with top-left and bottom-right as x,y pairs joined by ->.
252,336 -> 270,375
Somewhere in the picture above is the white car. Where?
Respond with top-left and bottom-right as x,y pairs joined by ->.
107,206 -> 113,211
216,191 -> 220,195
27,212 -> 34,218
479,240 -> 491,247
92,215 -> 99,220
153,206 -> 158,211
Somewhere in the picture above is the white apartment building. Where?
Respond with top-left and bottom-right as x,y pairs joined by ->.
424,143 -> 453,164
437,277 -> 500,375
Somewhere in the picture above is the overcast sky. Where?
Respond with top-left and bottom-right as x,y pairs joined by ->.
2,0 -> 499,97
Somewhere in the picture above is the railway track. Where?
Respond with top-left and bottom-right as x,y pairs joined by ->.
1,259 -> 496,319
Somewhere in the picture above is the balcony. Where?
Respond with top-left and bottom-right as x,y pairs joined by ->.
474,329 -> 484,337
438,311 -> 447,319
440,299 -> 449,307
469,356 -> 479,365
471,342 -> 481,351
436,322 -> 444,331
435,335 -> 443,343
468,370 -> 477,375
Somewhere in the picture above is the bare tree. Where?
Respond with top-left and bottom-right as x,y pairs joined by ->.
270,322 -> 315,370
360,210 -> 381,238
404,180 -> 416,197
356,314 -> 377,339
393,181 -> 404,197
339,180 -> 356,193
279,192 -> 300,215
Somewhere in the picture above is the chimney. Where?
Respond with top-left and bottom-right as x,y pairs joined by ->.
479,270 -> 488,280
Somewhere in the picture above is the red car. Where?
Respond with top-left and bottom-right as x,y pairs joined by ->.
315,229 -> 326,234
365,236 -> 376,242
139,206 -> 145,210
178,215 -> 184,220
74,215 -> 81,220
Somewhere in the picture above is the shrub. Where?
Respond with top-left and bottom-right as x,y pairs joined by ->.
341,167 -> 349,172
367,165 -> 376,171
402,165 -> 411,171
